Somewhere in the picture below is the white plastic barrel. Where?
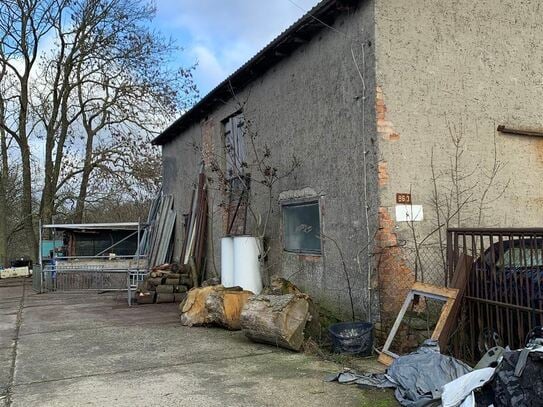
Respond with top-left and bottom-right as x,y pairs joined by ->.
220,237 -> 235,287
233,236 -> 263,294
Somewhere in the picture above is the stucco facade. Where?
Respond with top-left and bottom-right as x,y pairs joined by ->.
158,0 -> 543,324
373,0 -> 543,320
161,0 -> 378,321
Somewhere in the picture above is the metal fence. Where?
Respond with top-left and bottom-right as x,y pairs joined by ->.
32,264 -> 42,292
447,228 -> 543,361
33,261 -> 147,305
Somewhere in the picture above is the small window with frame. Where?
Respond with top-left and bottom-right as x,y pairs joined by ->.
282,200 -> 322,255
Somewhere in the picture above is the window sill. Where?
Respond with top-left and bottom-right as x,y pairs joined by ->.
283,249 -> 323,258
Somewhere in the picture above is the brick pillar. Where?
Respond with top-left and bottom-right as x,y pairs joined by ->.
374,86 -> 415,337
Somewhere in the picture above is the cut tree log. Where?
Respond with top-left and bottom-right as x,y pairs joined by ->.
147,277 -> 163,287
206,289 -> 254,330
264,277 -> 321,339
180,274 -> 193,287
173,285 -> 188,293
165,278 -> 180,286
240,294 -> 310,351
156,293 -> 175,303
156,285 -> 174,294
136,292 -> 156,304
179,285 -> 254,330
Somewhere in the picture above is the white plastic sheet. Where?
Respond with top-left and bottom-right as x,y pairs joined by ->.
441,367 -> 495,407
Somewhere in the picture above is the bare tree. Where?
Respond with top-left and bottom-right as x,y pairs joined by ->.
35,0 -> 196,224
0,0 -> 197,259
410,121 -> 509,281
0,84 -> 8,267
0,0 -> 60,259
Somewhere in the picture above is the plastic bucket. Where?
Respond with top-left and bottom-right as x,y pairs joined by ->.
328,321 -> 373,356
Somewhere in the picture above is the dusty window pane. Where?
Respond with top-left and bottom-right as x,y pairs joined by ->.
282,202 -> 321,254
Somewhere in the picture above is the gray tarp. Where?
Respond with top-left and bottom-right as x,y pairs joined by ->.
326,340 -> 472,407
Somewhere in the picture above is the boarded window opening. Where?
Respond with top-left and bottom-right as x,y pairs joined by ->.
282,201 -> 321,255
223,113 -> 246,180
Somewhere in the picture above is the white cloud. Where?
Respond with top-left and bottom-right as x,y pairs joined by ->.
192,45 -> 228,87
155,0 -> 320,93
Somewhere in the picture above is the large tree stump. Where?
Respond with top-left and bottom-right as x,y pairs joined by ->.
240,294 -> 310,351
264,277 -> 321,340
179,285 -> 254,330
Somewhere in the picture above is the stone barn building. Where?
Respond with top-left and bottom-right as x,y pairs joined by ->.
153,0 -> 543,327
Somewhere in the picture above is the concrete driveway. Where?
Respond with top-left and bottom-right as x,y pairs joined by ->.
0,278 -> 395,407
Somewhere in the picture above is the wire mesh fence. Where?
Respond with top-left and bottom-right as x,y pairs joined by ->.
404,245 -> 448,286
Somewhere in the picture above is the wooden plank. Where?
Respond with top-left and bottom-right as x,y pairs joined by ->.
438,253 -> 473,350
412,282 -> 458,299
431,297 -> 456,341
377,351 -> 395,367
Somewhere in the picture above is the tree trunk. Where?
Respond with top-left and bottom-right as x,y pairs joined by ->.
40,166 -> 54,231
41,95 -> 72,229
179,285 -> 254,330
240,294 -> 310,351
73,133 -> 94,223
20,141 -> 37,261
0,126 -> 8,267
18,76 -> 38,261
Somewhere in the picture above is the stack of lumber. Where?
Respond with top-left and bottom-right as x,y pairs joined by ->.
136,263 -> 193,304
147,195 -> 176,268
179,168 -> 208,287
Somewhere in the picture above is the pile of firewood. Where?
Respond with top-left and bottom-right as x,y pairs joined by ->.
136,263 -> 194,304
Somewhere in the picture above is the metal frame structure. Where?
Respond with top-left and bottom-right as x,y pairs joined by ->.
447,227 -> 543,361
37,222 -> 148,305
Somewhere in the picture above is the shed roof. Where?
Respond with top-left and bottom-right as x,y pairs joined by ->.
42,223 -> 140,231
152,0 -> 360,146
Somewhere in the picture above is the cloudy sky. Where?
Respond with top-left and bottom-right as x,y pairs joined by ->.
153,0 -> 320,97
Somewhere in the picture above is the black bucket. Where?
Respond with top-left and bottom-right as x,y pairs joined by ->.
328,321 -> 373,356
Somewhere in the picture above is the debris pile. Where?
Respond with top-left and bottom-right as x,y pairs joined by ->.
327,340 -> 472,406
328,332 -> 543,406
135,263 -> 194,304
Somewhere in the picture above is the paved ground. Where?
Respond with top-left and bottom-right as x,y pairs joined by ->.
0,278 -> 395,407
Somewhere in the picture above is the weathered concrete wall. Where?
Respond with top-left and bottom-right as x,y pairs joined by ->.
162,0 -> 379,320
374,0 -> 543,318
162,123 -> 203,260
